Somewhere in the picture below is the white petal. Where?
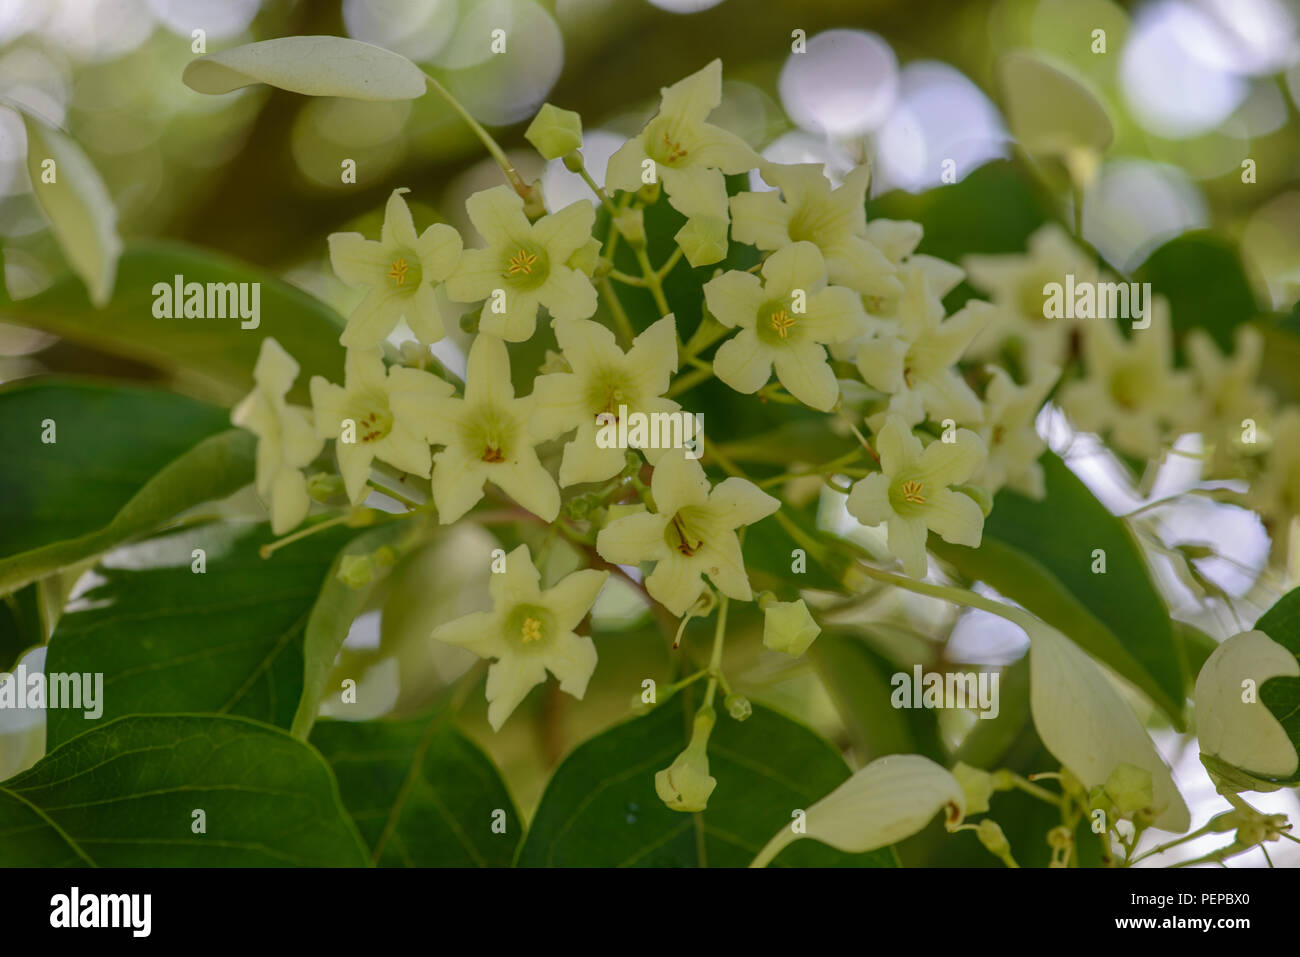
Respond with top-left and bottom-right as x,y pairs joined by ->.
713,330 -> 774,395
596,511 -> 670,566
760,241 -> 826,296
491,544 -> 542,607
544,568 -> 609,633
772,340 -> 838,411
544,632 -> 599,699
485,655 -> 549,731
923,487 -> 984,548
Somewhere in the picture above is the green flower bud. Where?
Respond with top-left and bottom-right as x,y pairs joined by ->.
614,208 -> 646,246
562,150 -> 584,173
762,599 -> 820,657
371,545 -> 398,571
524,103 -> 583,160
636,181 -> 661,205
308,472 -> 345,504
726,695 -> 752,722
345,507 -> 379,527
976,819 -> 1010,857
655,707 -> 717,813
338,553 -> 373,589
952,761 -> 994,816
1104,762 -> 1154,817
991,769 -> 1017,792
460,308 -> 481,334
674,214 -> 728,268
566,237 -> 602,277
399,340 -> 429,366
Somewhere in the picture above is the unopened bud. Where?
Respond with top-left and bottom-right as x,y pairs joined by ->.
524,103 -> 583,160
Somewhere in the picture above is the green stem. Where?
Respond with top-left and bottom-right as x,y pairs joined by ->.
600,276 -> 637,348
633,243 -> 672,317
366,479 -> 422,511
657,246 -> 684,280
666,364 -> 715,398
576,162 -> 618,217
423,72 -> 527,196
703,595 -> 729,709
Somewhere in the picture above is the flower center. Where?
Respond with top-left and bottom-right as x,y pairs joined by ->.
755,297 -> 799,346
1109,363 -> 1151,409
350,392 -> 394,444
900,479 -> 926,505
664,511 -> 704,557
661,131 -> 688,164
462,403 -> 518,464
585,369 -> 638,417
769,309 -> 795,339
386,250 -> 423,289
502,242 -> 549,291
505,604 -> 555,650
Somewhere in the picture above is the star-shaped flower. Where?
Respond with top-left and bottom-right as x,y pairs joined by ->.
531,314 -> 681,486
232,338 -> 323,534
328,188 -> 463,348
703,241 -> 867,411
961,222 -> 1100,366
855,265 -> 993,427
604,59 -> 759,264
445,185 -> 598,342
415,334 -> 561,523
1058,300 -> 1191,460
308,348 -> 451,504
596,451 -> 779,616
846,414 -> 987,578
974,361 -> 1059,499
430,544 -> 608,730
730,162 -> 899,298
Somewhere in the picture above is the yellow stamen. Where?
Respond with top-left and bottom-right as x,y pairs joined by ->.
769,309 -> 795,339
662,132 -> 687,163
388,258 -> 410,285
900,480 -> 926,505
521,616 -> 543,643
482,445 -> 505,463
507,249 -> 539,276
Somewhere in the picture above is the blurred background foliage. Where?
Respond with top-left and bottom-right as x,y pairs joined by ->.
2,0 -> 1300,865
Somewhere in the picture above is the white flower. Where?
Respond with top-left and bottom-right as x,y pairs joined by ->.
750,754 -> 966,867
231,338 -> 323,534
531,315 -> 680,486
1195,630 -> 1300,781
328,188 -> 463,348
703,242 -> 867,411
308,348 -> 451,504
962,222 -> 1100,367
974,361 -> 1059,499
445,185 -> 598,342
415,334 -> 561,524
1058,299 -> 1191,460
596,452 -> 779,616
655,707 -> 718,812
855,265 -> 992,427
846,415 -> 987,578
1186,326 -> 1275,475
430,544 -> 608,730
730,162 -> 899,297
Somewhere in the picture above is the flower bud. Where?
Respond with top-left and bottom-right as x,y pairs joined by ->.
566,237 -> 602,276
674,214 -> 728,268
371,545 -> 398,571
308,472 -> 345,503
952,761 -> 994,816
524,103 -> 583,160
991,769 -> 1016,791
338,554 -> 373,589
562,150 -> 584,173
614,208 -> 646,246
636,180 -> 661,205
762,598 -> 820,658
976,819 -> 1011,858
654,707 -> 717,813
726,694 -> 752,722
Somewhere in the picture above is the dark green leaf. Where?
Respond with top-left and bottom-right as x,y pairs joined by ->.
0,379 -> 254,595
312,714 -> 519,866
0,240 -> 345,404
0,714 -> 368,866
1136,232 -> 1259,354
43,518 -> 365,750
932,451 -> 1186,727
1249,587 -> 1300,784
517,700 -> 897,867
0,583 -> 45,672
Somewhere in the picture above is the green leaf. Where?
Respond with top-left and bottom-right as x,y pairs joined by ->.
812,632 -> 940,763
183,36 -> 426,101
0,379 -> 255,595
1249,587 -> 1300,784
1136,232 -> 1259,355
0,583 -> 45,672
311,714 -> 520,866
517,700 -> 897,867
0,714 -> 368,866
20,110 -> 122,307
931,451 -> 1186,727
867,160 -> 1053,267
43,518 -> 367,750
0,240 -> 345,405
291,519 -> 423,739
